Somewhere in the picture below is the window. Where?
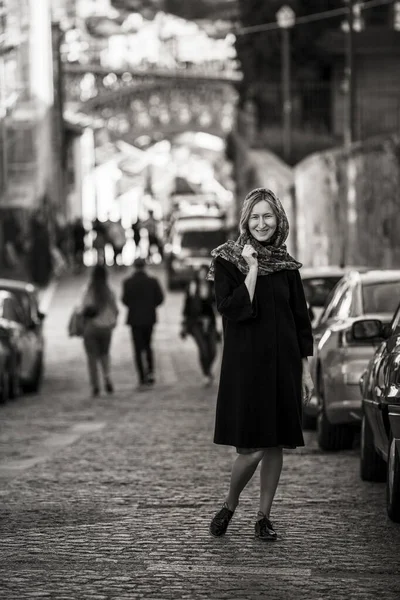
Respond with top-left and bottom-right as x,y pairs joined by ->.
362,281 -> 400,315
318,281 -> 347,324
333,285 -> 355,320
181,230 -> 226,250
302,276 -> 342,308
2,296 -> 23,323
390,304 -> 400,336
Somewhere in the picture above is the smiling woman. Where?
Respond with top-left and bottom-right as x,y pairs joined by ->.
207,187 -> 314,541
247,200 -> 277,244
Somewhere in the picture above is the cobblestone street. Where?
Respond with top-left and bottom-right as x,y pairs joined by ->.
1,268 -> 400,600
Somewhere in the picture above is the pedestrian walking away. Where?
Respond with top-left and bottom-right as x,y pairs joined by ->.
122,258 -> 164,389
79,265 -> 119,397
207,188 -> 314,541
181,265 -> 219,387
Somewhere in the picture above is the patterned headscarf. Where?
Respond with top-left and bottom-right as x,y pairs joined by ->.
207,188 -> 302,281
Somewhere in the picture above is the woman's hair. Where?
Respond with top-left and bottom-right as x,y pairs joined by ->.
88,264 -> 111,308
239,188 -> 278,235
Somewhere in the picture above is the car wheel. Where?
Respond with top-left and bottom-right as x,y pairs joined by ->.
0,372 -> 10,403
22,355 -> 43,394
9,367 -> 21,399
360,414 -> 386,482
387,437 -> 400,523
316,374 -> 354,451
302,412 -> 317,430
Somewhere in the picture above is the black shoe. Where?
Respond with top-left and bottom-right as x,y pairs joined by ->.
146,372 -> 155,385
92,387 -> 100,397
105,380 -> 114,394
255,516 -> 277,541
210,503 -> 235,537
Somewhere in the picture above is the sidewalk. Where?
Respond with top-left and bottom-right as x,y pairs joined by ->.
1,270 -> 400,600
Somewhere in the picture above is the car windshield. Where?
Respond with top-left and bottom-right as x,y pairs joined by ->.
362,281 -> 400,314
302,276 -> 342,307
181,230 -> 226,250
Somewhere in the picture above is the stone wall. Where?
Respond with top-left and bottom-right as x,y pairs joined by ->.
294,134 -> 400,267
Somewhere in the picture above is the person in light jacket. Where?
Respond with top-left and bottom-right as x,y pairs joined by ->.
208,188 -> 314,542
81,264 -> 119,396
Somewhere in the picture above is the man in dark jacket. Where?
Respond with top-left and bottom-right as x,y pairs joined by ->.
122,258 -> 164,388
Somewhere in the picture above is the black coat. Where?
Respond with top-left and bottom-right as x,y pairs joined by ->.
122,271 -> 164,327
213,257 -> 313,449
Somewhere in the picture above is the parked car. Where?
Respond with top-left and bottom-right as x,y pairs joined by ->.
300,266 -> 371,326
164,214 -> 227,290
357,304 -> 400,522
301,266 -> 372,429
309,269 -> 400,451
0,282 -> 45,394
0,334 -> 12,403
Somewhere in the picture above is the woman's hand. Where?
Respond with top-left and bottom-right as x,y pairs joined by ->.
302,359 -> 314,406
242,244 -> 258,268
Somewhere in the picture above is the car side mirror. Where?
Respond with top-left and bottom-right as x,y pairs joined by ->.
352,319 -> 383,341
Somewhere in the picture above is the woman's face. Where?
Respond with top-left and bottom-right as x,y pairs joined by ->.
247,199 -> 277,243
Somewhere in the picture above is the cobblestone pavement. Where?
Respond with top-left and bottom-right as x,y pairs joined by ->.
1,268 -> 400,600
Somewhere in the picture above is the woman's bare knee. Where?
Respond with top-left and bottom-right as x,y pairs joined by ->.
241,450 -> 265,465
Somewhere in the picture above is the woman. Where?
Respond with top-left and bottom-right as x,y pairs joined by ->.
81,265 -> 119,396
208,188 -> 314,541
181,265 -> 218,387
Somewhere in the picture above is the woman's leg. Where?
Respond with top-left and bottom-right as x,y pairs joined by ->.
225,450 -> 265,511
258,447 -> 283,518
86,352 -> 99,392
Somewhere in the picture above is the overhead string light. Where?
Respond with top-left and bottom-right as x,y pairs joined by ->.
236,0 -> 393,36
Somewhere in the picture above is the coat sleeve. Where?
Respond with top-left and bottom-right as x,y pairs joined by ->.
289,269 -> 314,357
214,257 -> 257,322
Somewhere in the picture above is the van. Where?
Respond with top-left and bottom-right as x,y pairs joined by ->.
165,215 -> 227,290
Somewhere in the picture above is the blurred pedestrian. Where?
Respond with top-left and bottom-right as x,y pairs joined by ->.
92,218 -> 107,265
132,220 -> 141,258
181,265 -> 218,387
142,210 -> 163,260
28,209 -> 53,286
208,188 -> 314,541
106,219 -> 126,266
122,258 -> 164,390
72,218 -> 86,270
80,264 -> 119,397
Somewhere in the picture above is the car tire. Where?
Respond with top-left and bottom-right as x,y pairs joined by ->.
22,355 -> 43,394
302,412 -> 317,430
387,437 -> 400,523
0,372 -> 10,403
9,367 -> 21,399
316,371 -> 355,451
360,414 -> 386,482
317,401 -> 354,451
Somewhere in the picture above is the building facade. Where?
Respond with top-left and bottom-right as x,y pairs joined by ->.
0,0 -> 65,277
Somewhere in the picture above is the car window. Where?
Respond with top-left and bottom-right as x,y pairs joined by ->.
318,281 -> 347,324
390,305 -> 400,335
181,230 -> 226,250
302,276 -> 342,308
13,291 -> 32,320
333,285 -> 355,319
362,281 -> 400,315
2,297 -> 24,324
